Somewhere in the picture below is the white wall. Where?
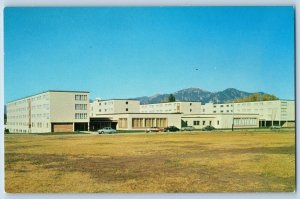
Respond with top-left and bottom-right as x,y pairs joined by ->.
140,102 -> 201,114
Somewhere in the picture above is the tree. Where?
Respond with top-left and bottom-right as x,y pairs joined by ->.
167,94 -> 176,102
233,93 -> 279,103
4,113 -> 7,125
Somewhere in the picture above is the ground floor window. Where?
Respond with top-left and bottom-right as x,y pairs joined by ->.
119,118 -> 128,128
132,118 -> 144,128
132,118 -> 168,128
234,118 -> 257,126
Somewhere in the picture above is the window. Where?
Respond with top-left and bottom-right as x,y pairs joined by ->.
202,121 -> 205,125
126,108 -> 128,112
75,94 -> 87,101
209,121 -> 212,125
217,120 -> 220,125
220,105 -> 224,107
193,121 -> 200,125
190,109 -> 192,112
190,103 -> 192,106
75,104 -> 87,110
126,101 -> 128,104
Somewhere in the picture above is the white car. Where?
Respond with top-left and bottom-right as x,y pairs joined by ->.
181,126 -> 195,131
97,127 -> 117,134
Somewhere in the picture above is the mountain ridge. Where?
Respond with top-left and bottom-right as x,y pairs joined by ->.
134,87 -> 266,105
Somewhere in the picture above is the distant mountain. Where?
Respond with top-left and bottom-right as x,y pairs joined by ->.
134,88 -> 264,104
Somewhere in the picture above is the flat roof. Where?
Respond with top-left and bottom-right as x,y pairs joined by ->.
204,99 -> 295,105
93,99 -> 140,102
140,101 -> 202,105
95,112 -> 182,116
182,113 -> 259,117
7,90 -> 90,104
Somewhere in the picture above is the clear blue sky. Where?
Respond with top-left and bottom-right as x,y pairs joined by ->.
4,7 -> 295,103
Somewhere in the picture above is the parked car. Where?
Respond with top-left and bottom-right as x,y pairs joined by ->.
202,125 -> 216,131
97,127 -> 117,134
181,126 -> 195,131
270,125 -> 281,129
146,127 -> 163,133
164,126 -> 180,132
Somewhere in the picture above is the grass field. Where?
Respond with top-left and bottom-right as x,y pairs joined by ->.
5,130 -> 295,193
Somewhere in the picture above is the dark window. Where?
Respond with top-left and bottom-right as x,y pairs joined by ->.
220,105 -> 224,107
126,108 -> 128,111
217,120 -> 220,125
190,103 -> 192,106
209,121 -> 212,125
203,121 -> 205,125
193,121 -> 200,125
190,109 -> 192,112
126,101 -> 128,104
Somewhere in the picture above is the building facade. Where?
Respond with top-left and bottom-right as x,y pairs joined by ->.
182,114 -> 259,129
200,100 -> 295,127
90,99 -> 140,117
6,90 -> 90,133
6,90 -> 295,133
90,113 -> 182,131
140,101 -> 201,114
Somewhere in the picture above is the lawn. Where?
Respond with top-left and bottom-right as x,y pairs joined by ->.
4,130 -> 295,193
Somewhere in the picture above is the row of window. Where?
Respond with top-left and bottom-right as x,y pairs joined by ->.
132,118 -> 168,128
99,101 -> 129,106
9,95 -> 49,107
119,118 -> 128,128
99,108 -> 129,112
75,113 -> 88,119
75,95 -> 88,101
7,104 -> 50,113
233,118 -> 257,126
75,104 -> 87,110
7,122 -> 49,128
193,120 -> 217,126
8,113 -> 50,119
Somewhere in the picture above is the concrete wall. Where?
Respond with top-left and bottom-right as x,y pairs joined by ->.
6,92 -> 51,133
7,91 -> 89,133
50,91 -> 89,124
200,100 -> 295,123
182,114 -> 259,129
95,113 -> 182,130
90,99 -> 140,116
140,102 -> 201,114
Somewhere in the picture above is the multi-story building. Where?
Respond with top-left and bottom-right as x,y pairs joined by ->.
89,113 -> 182,131
182,113 -> 259,129
6,90 -> 90,133
200,100 -> 295,127
140,101 -> 201,114
90,99 -> 140,116
6,89 -> 295,133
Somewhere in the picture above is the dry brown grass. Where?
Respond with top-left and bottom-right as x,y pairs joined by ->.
5,130 -> 295,193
